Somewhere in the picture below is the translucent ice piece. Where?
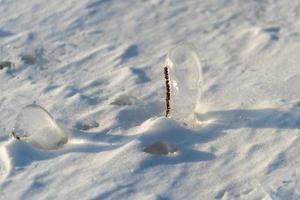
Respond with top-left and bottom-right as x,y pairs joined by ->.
165,43 -> 202,126
143,140 -> 178,155
13,104 -> 68,150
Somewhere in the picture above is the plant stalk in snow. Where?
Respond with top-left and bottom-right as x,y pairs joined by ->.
164,65 -> 171,117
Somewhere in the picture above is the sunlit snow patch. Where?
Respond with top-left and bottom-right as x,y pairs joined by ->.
12,104 -> 68,150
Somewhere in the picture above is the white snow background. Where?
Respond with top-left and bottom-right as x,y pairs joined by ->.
1,0 -> 300,199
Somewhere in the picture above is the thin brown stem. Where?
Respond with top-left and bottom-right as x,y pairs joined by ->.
11,131 -> 20,140
164,65 -> 171,117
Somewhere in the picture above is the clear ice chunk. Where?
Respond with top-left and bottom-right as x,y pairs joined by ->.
165,43 -> 202,127
13,104 -> 68,150
143,140 -> 178,155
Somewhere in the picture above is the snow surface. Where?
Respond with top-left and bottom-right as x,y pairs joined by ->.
1,0 -> 300,199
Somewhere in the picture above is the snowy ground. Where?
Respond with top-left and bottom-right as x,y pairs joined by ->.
1,0 -> 300,199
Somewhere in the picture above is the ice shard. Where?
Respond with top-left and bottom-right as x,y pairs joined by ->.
13,104 -> 68,150
165,43 -> 202,127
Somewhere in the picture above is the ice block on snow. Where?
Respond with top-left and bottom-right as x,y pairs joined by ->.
165,43 -> 202,127
13,104 -> 68,150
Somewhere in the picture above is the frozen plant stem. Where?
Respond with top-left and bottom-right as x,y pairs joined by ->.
11,131 -> 20,140
12,104 -> 68,150
164,43 -> 202,127
164,65 -> 171,117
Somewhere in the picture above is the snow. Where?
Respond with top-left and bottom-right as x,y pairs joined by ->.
0,0 -> 300,199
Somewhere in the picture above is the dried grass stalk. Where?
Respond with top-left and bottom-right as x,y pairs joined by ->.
11,131 -> 20,140
164,65 -> 171,117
